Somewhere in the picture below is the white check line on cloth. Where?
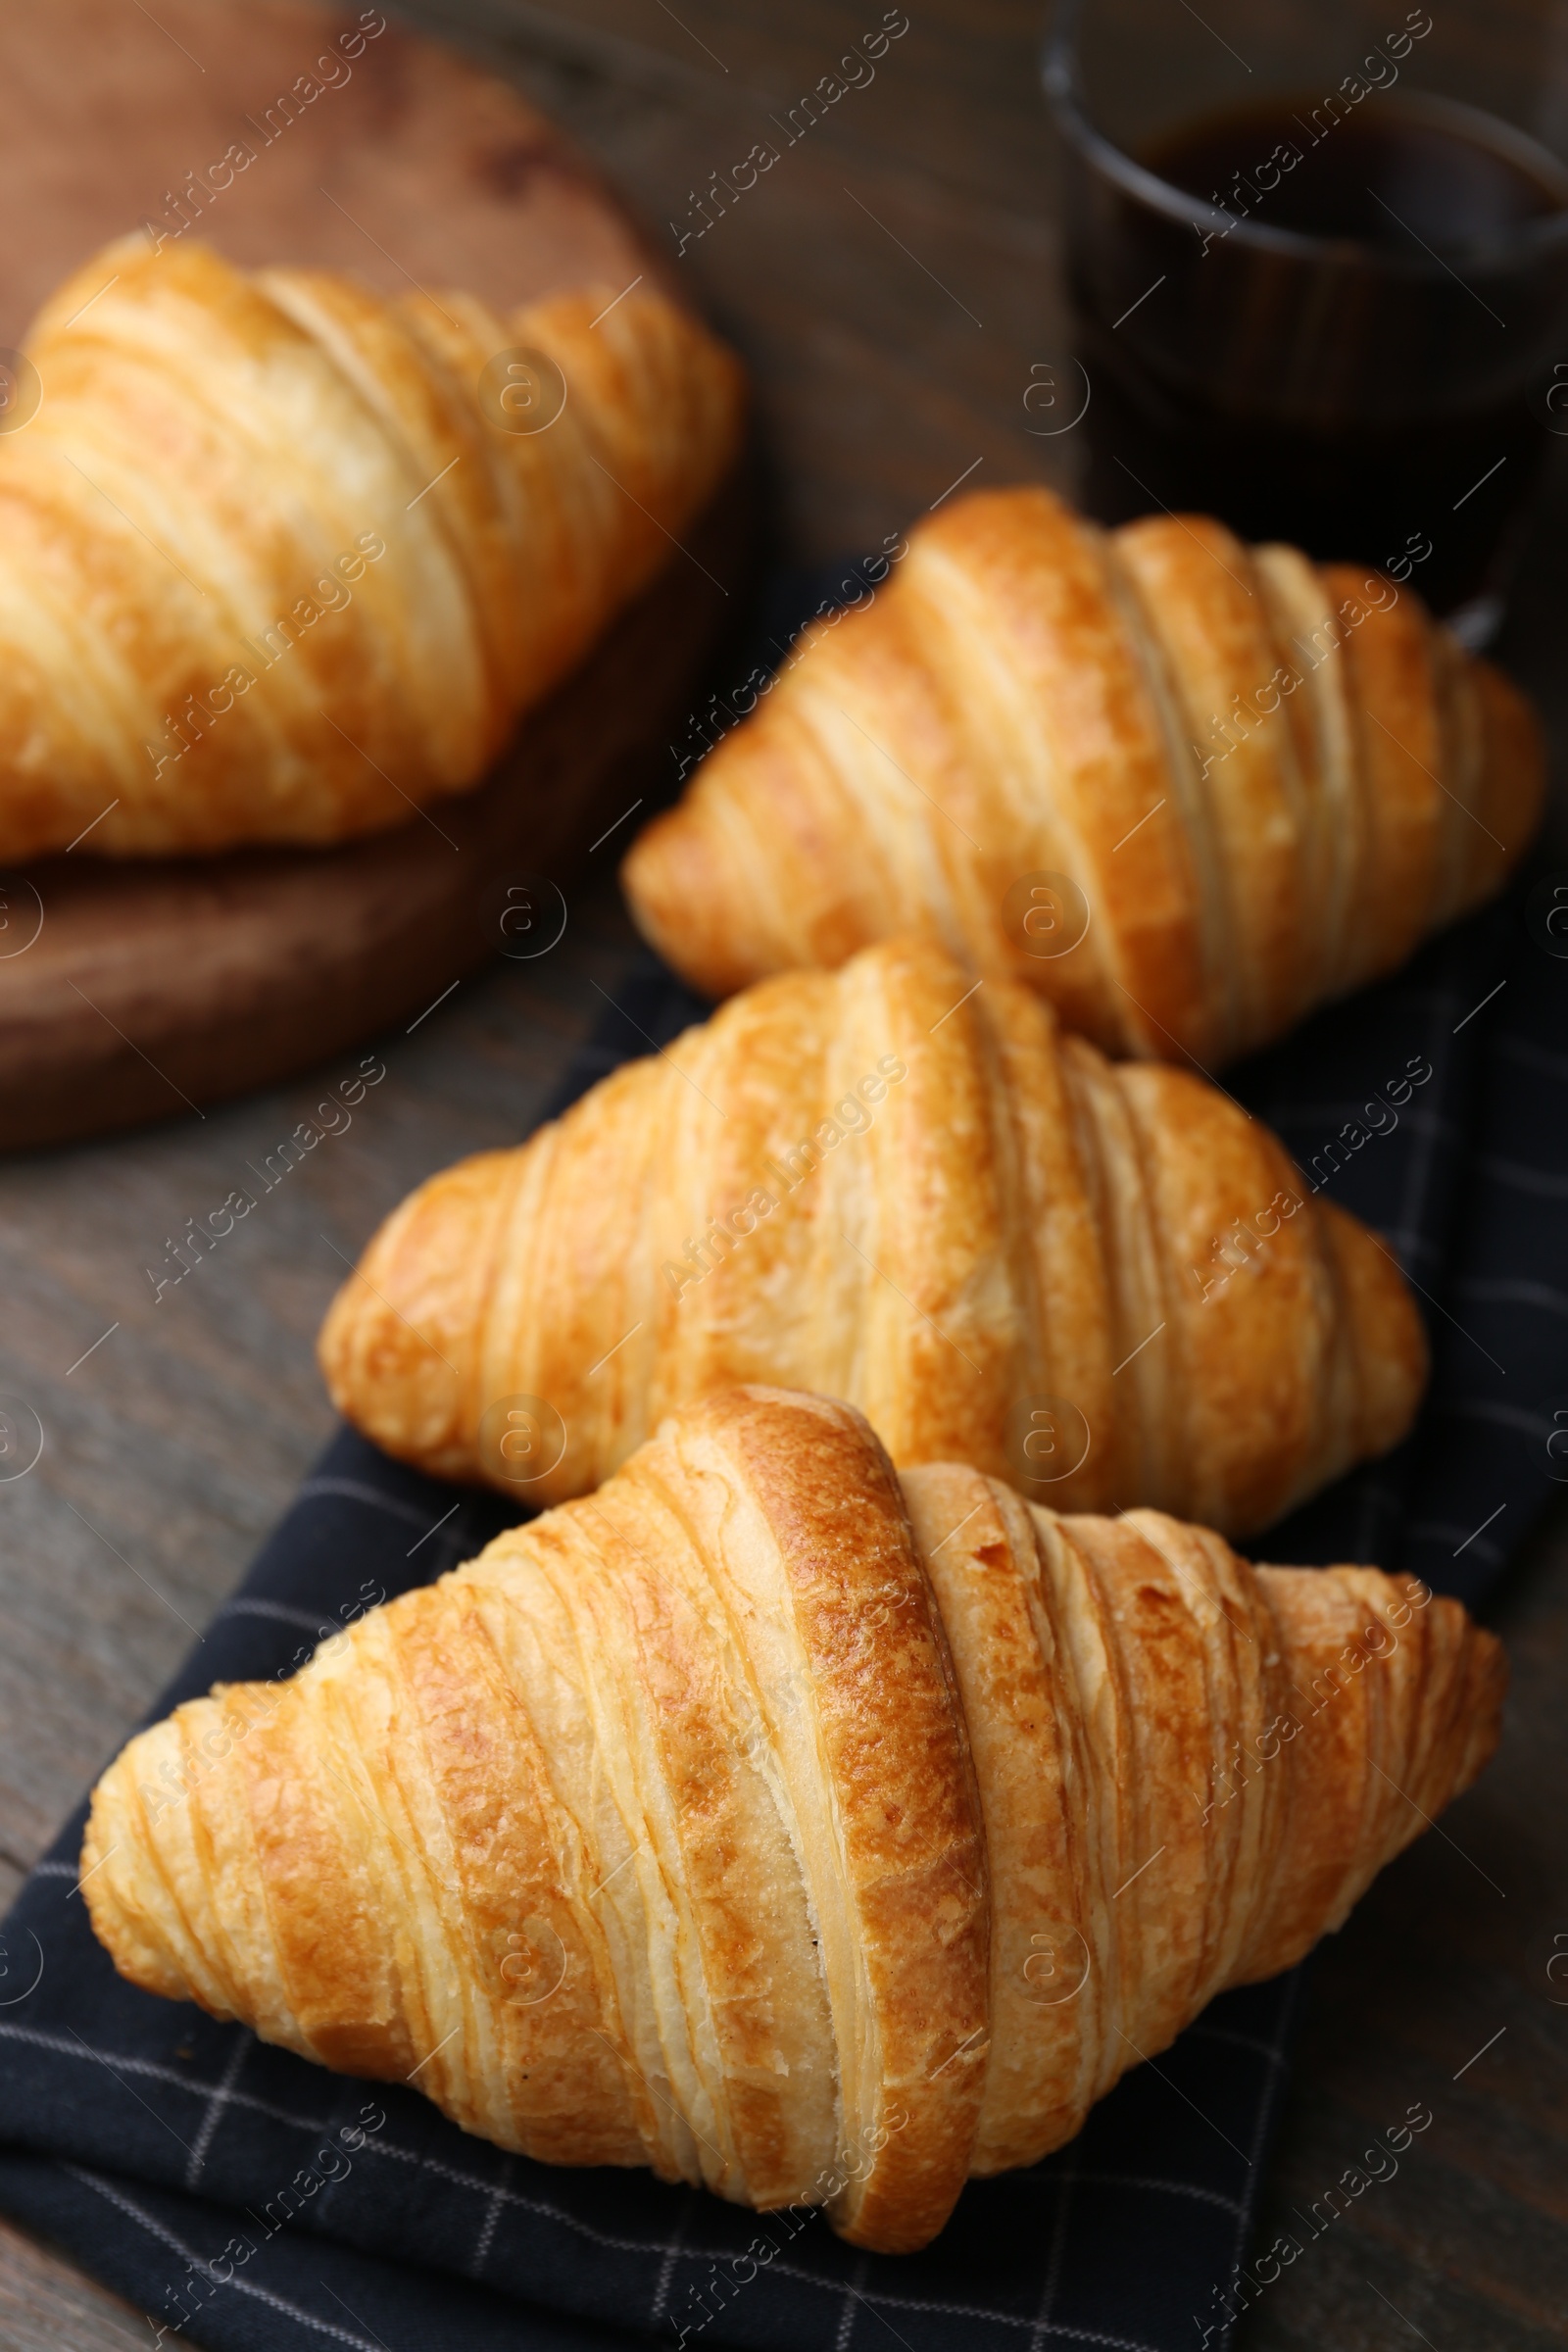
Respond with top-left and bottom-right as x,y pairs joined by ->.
0,2024 -> 694,2264
15,2025 -> 1184,2339
647,2183 -> 694,2324
64,2026 -> 195,2159
63,2164 -> 389,2351
214,1597 -> 338,1636
835,2254 -> 873,2351
293,1478 -> 448,1533
1454,1279 -> 1568,1318
184,2027 -> 252,2186
1432,1399 -> 1557,1440
355,2129 -> 1179,2336
469,2152 -> 515,2278
0,2024 -> 340,2143
1186,2021 -> 1287,2068
1070,2170 -> 1244,2216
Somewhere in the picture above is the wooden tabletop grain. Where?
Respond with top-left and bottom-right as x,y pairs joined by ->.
1,1 -> 1566,2345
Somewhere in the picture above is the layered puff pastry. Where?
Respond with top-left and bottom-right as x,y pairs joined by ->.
622,485 -> 1542,1065
318,935 -> 1427,1537
85,1388 -> 1504,2253
0,235 -> 743,856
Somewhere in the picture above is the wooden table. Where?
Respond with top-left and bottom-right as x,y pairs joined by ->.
1,1 -> 1566,2343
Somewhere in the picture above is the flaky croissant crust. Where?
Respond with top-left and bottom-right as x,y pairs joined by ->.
84,1389 -> 1504,2255
622,485 -> 1543,1065
0,235 -> 743,857
318,934 -> 1427,1536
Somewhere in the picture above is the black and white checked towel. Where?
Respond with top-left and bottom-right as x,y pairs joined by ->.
0,849 -> 1563,2352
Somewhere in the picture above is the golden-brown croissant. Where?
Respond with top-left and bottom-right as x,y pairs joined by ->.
318,934 -> 1426,1536
622,485 -> 1542,1065
83,1387 -> 1504,2255
0,235 -> 743,858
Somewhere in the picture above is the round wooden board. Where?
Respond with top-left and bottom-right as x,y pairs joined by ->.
0,0 -> 751,1152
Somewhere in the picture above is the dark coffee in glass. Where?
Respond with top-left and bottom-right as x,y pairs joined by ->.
1046,0 -> 1568,635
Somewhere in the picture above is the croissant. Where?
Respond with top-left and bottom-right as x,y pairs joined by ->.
318,933 -> 1426,1537
84,1386 -> 1504,2255
0,234 -> 743,858
621,485 -> 1543,1065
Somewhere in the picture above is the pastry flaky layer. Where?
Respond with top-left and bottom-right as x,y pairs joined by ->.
84,1388 -> 1504,2254
318,934 -> 1426,1537
0,235 -> 743,858
622,485 -> 1543,1066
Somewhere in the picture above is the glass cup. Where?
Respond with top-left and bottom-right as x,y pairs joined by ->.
1044,0 -> 1568,638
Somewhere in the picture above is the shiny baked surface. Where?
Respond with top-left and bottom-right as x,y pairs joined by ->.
318,934 -> 1427,1535
83,1387 -> 1503,2254
623,485 -> 1543,1065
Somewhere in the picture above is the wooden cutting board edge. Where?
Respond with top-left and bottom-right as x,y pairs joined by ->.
0,462 -> 758,1154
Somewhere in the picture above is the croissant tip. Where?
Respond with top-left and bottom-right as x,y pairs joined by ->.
80,1764 -> 188,2006
315,1156 -> 518,1480
1319,1200 -> 1430,1458
621,808 -> 762,1000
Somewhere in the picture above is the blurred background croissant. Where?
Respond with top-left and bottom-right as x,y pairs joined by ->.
0,235 -> 743,857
